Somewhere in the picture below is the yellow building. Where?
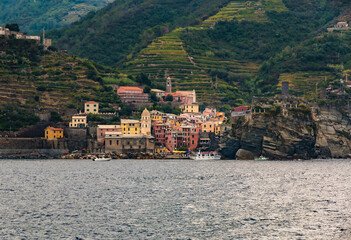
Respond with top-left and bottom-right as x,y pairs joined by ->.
216,112 -> 226,122
121,119 -> 141,135
180,103 -> 199,113
202,121 -> 216,133
45,126 -> 64,140
150,110 -> 164,123
215,125 -> 221,135
155,145 -> 171,154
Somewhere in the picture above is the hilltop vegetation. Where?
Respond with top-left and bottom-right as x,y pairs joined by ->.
0,0 -> 113,34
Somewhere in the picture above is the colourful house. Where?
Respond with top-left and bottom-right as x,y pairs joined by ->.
180,103 -> 199,113
45,127 -> 64,140
121,119 -> 141,135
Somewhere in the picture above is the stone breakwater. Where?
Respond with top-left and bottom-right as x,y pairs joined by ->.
219,106 -> 351,160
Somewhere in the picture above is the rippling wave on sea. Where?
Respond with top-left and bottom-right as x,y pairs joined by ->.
1,159 -> 351,239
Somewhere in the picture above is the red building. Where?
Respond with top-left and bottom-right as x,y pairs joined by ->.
231,106 -> 251,117
234,106 -> 249,112
117,86 -> 149,103
153,122 -> 168,145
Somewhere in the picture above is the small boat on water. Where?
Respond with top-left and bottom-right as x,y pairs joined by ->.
92,157 -> 112,162
254,156 -> 269,161
190,151 -> 221,160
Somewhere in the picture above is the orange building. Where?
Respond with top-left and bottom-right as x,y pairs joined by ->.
45,127 -> 64,140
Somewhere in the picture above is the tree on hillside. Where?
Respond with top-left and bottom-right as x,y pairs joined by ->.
5,23 -> 19,32
165,94 -> 173,102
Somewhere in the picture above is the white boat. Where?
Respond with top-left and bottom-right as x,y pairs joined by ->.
92,157 -> 112,162
190,151 -> 221,160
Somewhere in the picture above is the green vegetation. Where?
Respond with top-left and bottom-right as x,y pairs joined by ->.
48,0 -> 233,66
0,0 -> 112,34
0,37 -> 122,130
0,105 -> 39,131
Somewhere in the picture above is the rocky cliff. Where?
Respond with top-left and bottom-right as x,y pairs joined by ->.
219,106 -> 351,160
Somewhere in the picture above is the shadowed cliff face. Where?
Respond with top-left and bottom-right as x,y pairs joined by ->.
221,106 -> 351,160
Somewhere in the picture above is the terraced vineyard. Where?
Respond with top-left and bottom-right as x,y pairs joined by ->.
203,0 -> 287,26
122,0 -> 285,105
278,72 -> 334,99
0,49 -> 118,111
123,32 -> 221,104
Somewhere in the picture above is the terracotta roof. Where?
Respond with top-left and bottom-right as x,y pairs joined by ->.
86,101 -> 98,104
47,127 -> 63,131
118,86 -> 143,91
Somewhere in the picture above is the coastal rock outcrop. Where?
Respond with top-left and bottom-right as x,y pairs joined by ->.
219,106 -> 351,160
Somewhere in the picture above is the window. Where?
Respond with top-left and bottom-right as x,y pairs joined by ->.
87,104 -> 89,107
110,140 -> 112,145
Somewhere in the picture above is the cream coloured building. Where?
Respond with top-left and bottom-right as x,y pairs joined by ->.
141,108 -> 151,136
85,101 -> 99,114
69,115 -> 87,128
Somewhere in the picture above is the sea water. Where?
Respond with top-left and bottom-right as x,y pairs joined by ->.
1,159 -> 351,239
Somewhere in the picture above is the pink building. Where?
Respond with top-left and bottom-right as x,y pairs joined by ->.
164,92 -> 194,104
234,106 -> 249,112
165,129 -> 183,152
203,108 -> 217,118
97,125 -> 122,143
181,125 -> 200,151
117,86 -> 149,103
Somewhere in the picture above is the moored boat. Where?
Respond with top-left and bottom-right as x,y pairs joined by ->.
92,157 -> 112,162
190,151 -> 221,160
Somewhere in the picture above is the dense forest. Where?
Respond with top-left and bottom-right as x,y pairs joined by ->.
0,0 -> 112,34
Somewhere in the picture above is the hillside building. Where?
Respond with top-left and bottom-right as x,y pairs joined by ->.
151,89 -> 165,98
45,127 -> 63,140
85,101 -> 99,114
231,106 -> 251,117
69,115 -> 87,128
117,86 -> 149,103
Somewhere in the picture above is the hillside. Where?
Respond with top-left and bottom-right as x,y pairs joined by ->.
13,0 -> 351,107
120,0 -> 345,105
0,0 -> 113,34
0,36 -> 120,130
48,0 -> 233,66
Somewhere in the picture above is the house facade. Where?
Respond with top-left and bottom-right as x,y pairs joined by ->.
97,125 -> 122,143
85,101 -> 99,114
117,86 -> 149,103
45,127 -> 63,140
121,119 -> 141,135
105,134 -> 155,154
69,115 -> 87,128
